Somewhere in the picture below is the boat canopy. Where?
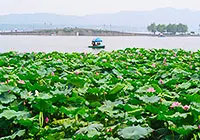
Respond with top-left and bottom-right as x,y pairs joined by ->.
92,38 -> 103,42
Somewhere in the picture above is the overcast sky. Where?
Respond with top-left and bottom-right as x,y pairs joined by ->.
0,0 -> 200,16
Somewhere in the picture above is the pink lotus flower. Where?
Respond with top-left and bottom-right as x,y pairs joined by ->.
28,92 -> 32,96
95,72 -> 99,76
102,59 -> 107,62
147,87 -> 156,93
190,66 -> 192,69
75,71 -> 80,75
174,53 -> 177,57
159,80 -> 164,84
80,55 -> 83,59
51,72 -> 55,76
45,117 -> 49,123
152,63 -> 156,68
182,105 -> 190,111
18,80 -> 25,84
118,76 -> 123,79
6,79 -> 10,84
170,102 -> 181,108
198,125 -> 200,130
106,128 -> 113,132
163,58 -> 167,63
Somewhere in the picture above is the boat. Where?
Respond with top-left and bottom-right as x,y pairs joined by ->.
158,33 -> 165,37
88,38 -> 105,49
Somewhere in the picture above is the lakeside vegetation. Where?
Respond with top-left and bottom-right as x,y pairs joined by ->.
1,27 -> 200,36
0,48 -> 199,139
147,23 -> 188,35
0,28 -> 134,36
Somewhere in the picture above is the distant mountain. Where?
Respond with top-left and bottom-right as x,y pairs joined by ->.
0,8 -> 200,32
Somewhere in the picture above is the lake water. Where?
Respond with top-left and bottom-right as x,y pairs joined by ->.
0,36 -> 199,53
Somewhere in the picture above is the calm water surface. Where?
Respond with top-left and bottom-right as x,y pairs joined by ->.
0,36 -> 199,53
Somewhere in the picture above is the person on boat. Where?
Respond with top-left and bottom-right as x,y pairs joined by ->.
92,41 -> 95,46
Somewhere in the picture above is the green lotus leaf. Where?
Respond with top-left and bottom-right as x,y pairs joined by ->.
169,125 -> 198,135
0,85 -> 14,93
52,118 -> 75,128
112,69 -> 123,76
118,125 -> 153,140
0,92 -> 16,104
178,82 -> 191,89
135,85 -> 150,93
137,95 -> 160,103
0,129 -> 25,140
186,88 -> 200,94
75,123 -> 103,138
0,110 -> 29,120
158,112 -> 191,122
183,93 -> 200,103
110,83 -> 125,94
44,131 -> 65,140
68,77 -> 85,88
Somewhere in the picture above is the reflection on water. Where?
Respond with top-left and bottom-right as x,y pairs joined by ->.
0,36 -> 200,53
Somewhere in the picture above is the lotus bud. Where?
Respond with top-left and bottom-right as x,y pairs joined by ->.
75,71 -> 80,75
18,80 -> 25,84
45,117 -> 49,123
159,80 -> 164,84
182,105 -> 190,111
152,63 -> 156,68
163,58 -> 167,63
51,72 -> 55,76
118,76 -> 123,79
174,53 -> 177,57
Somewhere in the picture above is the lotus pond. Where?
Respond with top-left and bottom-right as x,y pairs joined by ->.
0,48 -> 200,140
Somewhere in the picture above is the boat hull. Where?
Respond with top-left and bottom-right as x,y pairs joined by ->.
88,45 -> 105,49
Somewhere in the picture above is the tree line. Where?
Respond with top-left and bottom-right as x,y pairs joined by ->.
147,23 -> 188,34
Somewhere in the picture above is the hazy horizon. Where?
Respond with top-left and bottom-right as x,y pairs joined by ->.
0,7 -> 199,17
1,0 -> 200,16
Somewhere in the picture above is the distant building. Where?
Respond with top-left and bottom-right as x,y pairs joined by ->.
76,32 -> 79,36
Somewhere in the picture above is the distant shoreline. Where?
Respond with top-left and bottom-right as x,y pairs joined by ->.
0,28 -> 199,37
0,33 -> 199,37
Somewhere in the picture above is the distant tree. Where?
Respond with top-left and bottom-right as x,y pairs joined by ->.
167,24 -> 177,34
177,23 -> 188,34
147,23 -> 188,35
147,23 -> 157,34
156,24 -> 166,33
